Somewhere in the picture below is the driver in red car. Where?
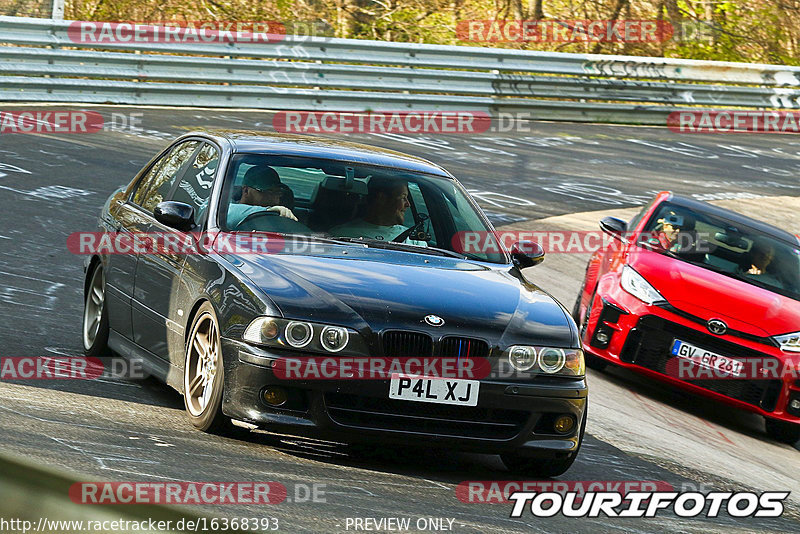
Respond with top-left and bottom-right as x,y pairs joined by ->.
648,211 -> 696,253
329,177 -> 427,245
227,166 -> 297,227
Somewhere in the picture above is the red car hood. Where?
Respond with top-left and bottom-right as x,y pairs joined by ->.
629,249 -> 800,337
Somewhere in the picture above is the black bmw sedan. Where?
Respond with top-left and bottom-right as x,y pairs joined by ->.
81,131 -> 587,476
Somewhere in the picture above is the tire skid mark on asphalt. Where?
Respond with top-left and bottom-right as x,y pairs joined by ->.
627,388 -> 738,448
0,269 -> 64,311
51,436 -> 161,471
0,399 -> 181,436
698,417 -> 736,446
0,396 -> 447,495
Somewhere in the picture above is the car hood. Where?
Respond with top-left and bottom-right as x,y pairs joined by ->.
630,249 -> 800,337
228,246 -> 575,347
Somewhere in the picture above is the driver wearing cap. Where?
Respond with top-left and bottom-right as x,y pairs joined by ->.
227,166 -> 297,228
649,211 -> 696,252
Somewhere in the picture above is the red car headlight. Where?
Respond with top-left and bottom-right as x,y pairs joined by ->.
775,332 -> 800,353
620,265 -> 666,305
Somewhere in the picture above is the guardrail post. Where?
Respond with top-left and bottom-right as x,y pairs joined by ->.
50,0 -> 64,21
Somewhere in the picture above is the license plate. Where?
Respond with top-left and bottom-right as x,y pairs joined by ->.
389,374 -> 479,406
671,339 -> 744,377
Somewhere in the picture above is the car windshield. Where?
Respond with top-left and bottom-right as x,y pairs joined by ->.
638,202 -> 800,301
217,154 -> 506,263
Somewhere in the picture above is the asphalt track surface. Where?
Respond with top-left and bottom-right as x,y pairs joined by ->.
1,105 -> 800,533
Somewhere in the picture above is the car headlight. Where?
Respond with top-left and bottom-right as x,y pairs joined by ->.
539,348 -> 566,373
775,332 -> 800,353
620,265 -> 665,305
509,346 -> 537,371
285,321 -> 313,348
243,316 -> 366,355
506,346 -> 585,376
320,326 -> 349,353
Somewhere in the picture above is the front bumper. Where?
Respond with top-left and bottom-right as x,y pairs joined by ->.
219,339 -> 588,458
583,282 -> 798,423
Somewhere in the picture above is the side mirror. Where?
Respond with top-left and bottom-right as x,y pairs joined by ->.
599,216 -> 628,240
510,240 -> 545,268
154,201 -> 195,231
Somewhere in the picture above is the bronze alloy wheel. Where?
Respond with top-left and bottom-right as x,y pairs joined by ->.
183,302 -> 228,431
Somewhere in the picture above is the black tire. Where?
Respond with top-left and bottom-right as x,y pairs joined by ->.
82,262 -> 110,358
183,302 -> 229,433
581,289 -> 608,372
765,418 -> 800,445
501,405 -> 587,478
571,291 -> 582,325
585,353 -> 608,372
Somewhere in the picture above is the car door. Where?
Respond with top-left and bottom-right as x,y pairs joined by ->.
164,142 -> 224,368
104,146 -> 174,340
129,139 -> 202,358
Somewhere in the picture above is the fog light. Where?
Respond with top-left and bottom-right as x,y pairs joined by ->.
554,415 -> 575,434
262,386 -> 288,407
595,331 -> 610,344
791,399 -> 800,411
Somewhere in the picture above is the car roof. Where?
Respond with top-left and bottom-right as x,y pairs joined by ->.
190,130 -> 452,177
666,193 -> 800,246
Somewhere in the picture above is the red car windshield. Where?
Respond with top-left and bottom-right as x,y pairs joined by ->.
637,202 -> 800,301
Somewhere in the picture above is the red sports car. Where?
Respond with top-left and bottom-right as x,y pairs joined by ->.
574,192 -> 800,443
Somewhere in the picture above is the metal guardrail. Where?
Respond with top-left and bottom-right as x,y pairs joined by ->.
1,16 -> 800,123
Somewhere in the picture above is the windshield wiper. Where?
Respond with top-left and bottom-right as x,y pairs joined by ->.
426,245 -> 488,262
327,237 -> 482,259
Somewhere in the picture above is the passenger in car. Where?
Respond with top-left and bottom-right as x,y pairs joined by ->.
739,238 -> 776,276
227,166 -> 298,228
329,177 -> 427,246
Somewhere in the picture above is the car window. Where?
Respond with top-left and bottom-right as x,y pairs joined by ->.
132,140 -> 201,213
169,142 -> 219,223
217,154 -> 506,263
628,197 -> 658,231
639,202 -> 800,301
406,182 -> 427,224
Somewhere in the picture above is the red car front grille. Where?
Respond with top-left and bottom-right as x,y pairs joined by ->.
621,315 -> 782,412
